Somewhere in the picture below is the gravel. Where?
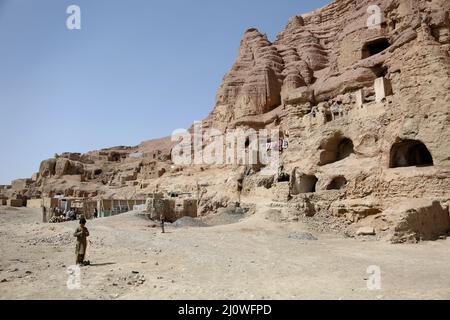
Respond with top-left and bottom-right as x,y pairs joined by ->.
288,232 -> 318,241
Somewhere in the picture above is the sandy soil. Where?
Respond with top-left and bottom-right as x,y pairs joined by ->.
0,206 -> 449,300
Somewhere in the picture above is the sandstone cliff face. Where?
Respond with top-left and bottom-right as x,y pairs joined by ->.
6,0 -> 450,242
208,0 -> 450,126
211,28 -> 284,128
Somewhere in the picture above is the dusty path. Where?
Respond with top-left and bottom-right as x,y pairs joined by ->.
0,206 -> 449,300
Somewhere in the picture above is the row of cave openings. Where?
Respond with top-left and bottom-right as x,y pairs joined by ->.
319,135 -> 434,168
292,174 -> 349,194
291,137 -> 434,194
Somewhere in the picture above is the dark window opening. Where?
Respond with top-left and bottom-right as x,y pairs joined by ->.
245,137 -> 250,148
389,140 -> 434,168
326,176 -> 347,190
94,169 -> 103,175
362,38 -> 391,59
277,173 -> 290,183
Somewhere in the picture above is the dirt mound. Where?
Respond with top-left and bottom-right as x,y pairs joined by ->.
173,217 -> 208,228
201,207 -> 252,227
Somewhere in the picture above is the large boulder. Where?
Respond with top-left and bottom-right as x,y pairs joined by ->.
388,200 -> 450,243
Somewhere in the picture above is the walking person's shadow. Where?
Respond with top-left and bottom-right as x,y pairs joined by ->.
89,262 -> 116,267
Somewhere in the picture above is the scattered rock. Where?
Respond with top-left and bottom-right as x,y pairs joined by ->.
356,227 -> 376,236
173,217 -> 208,228
288,232 -> 318,241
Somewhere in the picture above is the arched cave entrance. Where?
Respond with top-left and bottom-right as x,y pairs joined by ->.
319,134 -> 355,166
337,138 -> 354,161
389,140 -> 434,168
326,176 -> 348,190
292,174 -> 318,195
362,37 -> 391,59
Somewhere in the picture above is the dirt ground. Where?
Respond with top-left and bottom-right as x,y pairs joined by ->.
0,206 -> 449,300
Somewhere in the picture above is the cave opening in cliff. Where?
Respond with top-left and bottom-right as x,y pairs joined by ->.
292,174 -> 318,194
362,38 -> 391,59
319,135 -> 355,166
389,140 -> 434,168
108,152 -> 122,162
326,176 -> 348,190
337,138 -> 355,161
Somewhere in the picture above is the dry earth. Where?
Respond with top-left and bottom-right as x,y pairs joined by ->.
0,206 -> 449,300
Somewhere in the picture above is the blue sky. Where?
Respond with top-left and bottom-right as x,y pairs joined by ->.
0,0 -> 331,184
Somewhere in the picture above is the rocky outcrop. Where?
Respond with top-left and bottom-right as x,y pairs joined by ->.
210,28 -> 284,129
54,159 -> 84,177
388,200 -> 450,243
39,159 -> 57,178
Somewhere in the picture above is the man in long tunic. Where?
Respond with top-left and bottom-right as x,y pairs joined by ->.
73,218 -> 90,266
42,206 -> 47,223
160,213 -> 165,234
